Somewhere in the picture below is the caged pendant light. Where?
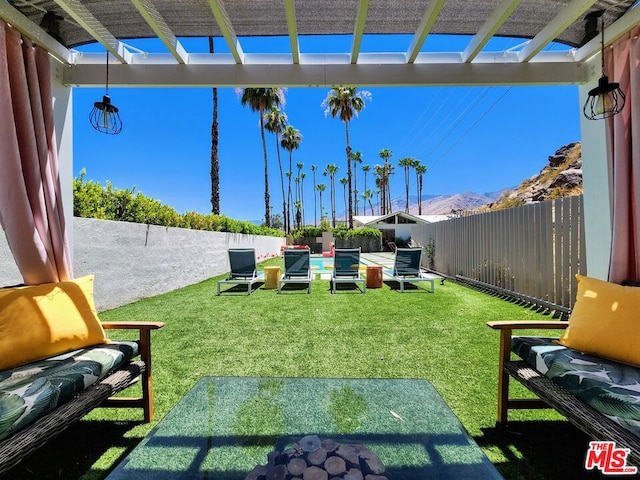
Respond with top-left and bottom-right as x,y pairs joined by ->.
583,10 -> 626,120
89,52 -> 123,134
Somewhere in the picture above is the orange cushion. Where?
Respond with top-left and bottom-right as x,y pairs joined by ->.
0,275 -> 107,371
558,275 -> 640,366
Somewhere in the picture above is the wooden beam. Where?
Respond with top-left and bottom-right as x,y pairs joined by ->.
207,0 -> 244,64
284,0 -> 300,64
54,0 -> 129,64
130,0 -> 187,64
350,0 -> 370,64
406,0 -> 447,63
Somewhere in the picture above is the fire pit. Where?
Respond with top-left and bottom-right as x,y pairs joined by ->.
245,435 -> 388,480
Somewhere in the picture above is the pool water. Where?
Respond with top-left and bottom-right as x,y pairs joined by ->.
309,257 -> 333,273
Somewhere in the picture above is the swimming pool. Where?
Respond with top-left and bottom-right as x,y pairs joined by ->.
309,255 -> 369,278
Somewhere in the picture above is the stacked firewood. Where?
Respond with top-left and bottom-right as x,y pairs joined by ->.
245,435 -> 388,480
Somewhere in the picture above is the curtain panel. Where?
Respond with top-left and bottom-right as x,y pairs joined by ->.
607,26 -> 640,284
0,20 -> 73,284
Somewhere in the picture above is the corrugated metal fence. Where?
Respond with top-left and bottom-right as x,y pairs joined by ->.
413,195 -> 587,312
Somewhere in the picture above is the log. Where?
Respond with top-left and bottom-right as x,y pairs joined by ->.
307,447 -> 327,466
356,447 -> 385,474
287,457 -> 307,476
321,438 -> 338,452
265,464 -> 287,480
324,456 -> 346,476
344,468 -> 364,480
336,445 -> 359,466
302,466 -> 328,480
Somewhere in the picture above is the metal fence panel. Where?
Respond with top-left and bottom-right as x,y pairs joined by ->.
413,195 -> 586,311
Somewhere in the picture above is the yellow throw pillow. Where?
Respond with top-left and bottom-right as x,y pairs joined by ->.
0,275 -> 107,371
559,275 -> 640,366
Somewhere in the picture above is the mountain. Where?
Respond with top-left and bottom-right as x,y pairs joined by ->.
345,142 -> 583,217
482,142 -> 582,211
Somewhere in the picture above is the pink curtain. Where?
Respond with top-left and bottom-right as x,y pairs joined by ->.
607,25 -> 640,284
0,20 -> 73,284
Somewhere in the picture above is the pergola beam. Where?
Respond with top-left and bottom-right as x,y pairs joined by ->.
53,0 -> 129,64
350,0 -> 370,64
518,0 -> 599,62
207,0 -> 244,64
463,0 -> 523,63
65,60 -> 588,88
406,0 -> 447,63
130,0 -> 188,64
0,2 -> 74,65
284,0 -> 300,64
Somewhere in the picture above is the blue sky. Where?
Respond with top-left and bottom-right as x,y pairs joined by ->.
73,35 -> 581,223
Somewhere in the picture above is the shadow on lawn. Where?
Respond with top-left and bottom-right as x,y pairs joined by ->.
478,420 -> 623,479
4,420 -> 144,480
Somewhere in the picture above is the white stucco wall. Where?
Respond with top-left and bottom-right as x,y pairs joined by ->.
0,218 -> 285,311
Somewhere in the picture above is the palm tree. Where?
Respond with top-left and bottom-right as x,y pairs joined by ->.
294,200 -> 303,229
362,189 -> 375,215
323,164 -> 339,228
311,165 -> 318,226
208,37 -> 220,214
339,177 -> 348,224
350,151 -> 363,215
300,172 -> 306,226
238,87 -> 285,227
322,87 -> 371,229
361,164 -> 371,213
378,148 -> 393,214
316,183 -> 327,222
263,107 -> 288,231
399,157 -> 418,213
415,163 -> 428,215
281,125 -> 302,233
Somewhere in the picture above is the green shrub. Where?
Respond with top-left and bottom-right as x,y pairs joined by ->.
73,170 -> 283,237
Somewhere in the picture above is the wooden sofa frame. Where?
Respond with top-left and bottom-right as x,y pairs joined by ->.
488,320 -> 640,466
0,321 -> 164,476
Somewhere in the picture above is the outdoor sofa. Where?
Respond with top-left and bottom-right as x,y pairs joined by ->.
488,275 -> 640,467
0,275 -> 163,475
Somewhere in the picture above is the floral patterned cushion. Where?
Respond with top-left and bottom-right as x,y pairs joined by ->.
0,341 -> 138,440
512,336 -> 640,438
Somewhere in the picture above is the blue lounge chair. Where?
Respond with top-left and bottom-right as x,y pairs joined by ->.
331,248 -> 365,293
216,248 -> 264,295
391,247 -> 441,293
278,248 -> 311,293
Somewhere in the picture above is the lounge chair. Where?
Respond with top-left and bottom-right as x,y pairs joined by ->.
390,247 -> 441,293
216,248 -> 264,295
278,248 -> 312,293
331,248 -> 366,293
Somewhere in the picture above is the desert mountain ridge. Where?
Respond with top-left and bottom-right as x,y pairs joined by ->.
387,142 -> 583,216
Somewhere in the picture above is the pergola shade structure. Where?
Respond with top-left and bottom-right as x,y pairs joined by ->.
1,0 -> 639,88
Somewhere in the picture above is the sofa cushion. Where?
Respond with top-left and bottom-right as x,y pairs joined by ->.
558,275 -> 640,366
0,341 -> 138,439
0,275 -> 108,371
513,336 -> 640,438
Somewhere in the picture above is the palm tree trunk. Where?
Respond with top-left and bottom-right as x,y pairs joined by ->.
260,115 -> 270,227
419,176 -> 423,215
209,37 -> 220,214
275,136 -> 286,233
344,123 -> 353,229
287,154 -> 293,232
405,167 -> 410,213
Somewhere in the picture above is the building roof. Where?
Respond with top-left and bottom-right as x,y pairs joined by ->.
2,1 -> 639,88
354,211 -> 451,227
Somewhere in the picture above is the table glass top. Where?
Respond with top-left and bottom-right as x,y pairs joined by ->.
106,377 -> 502,480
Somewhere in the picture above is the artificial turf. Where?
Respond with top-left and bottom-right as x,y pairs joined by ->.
7,257 -> 602,480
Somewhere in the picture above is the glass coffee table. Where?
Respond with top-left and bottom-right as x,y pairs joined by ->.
106,377 -> 502,479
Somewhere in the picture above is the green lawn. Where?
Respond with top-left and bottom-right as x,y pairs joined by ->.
11,257 -> 601,479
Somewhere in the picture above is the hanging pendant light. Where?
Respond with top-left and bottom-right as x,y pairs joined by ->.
89,52 -> 123,134
583,10 -> 625,120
